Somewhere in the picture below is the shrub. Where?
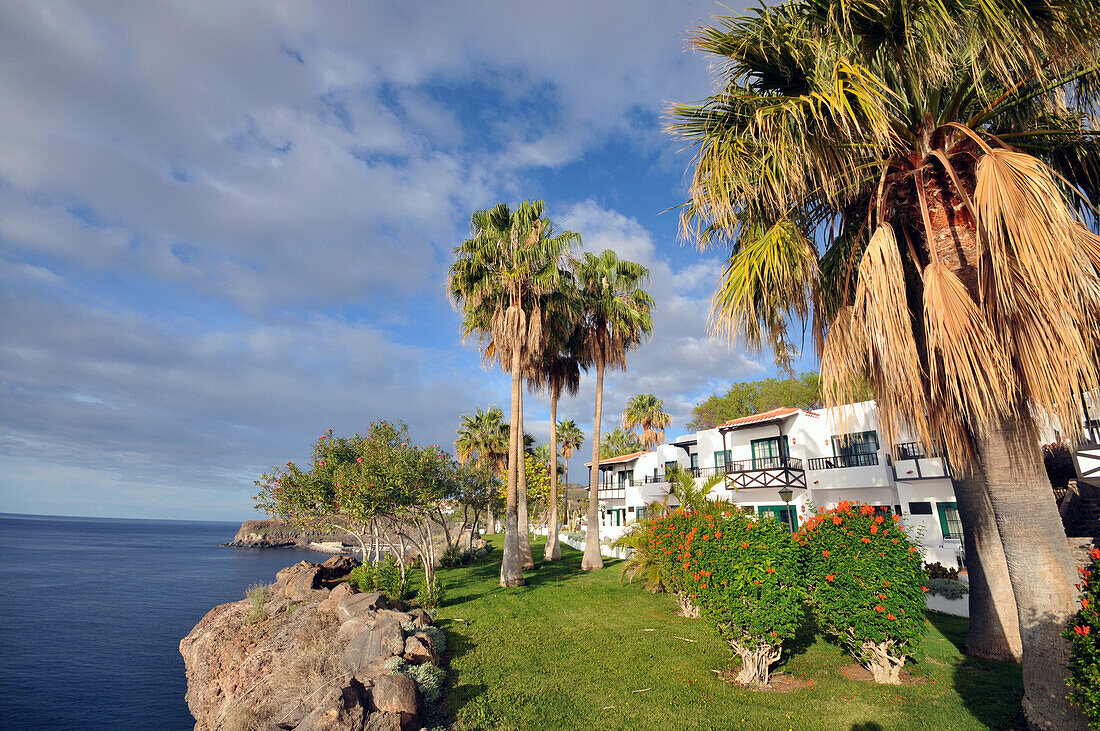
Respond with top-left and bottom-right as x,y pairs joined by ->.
650,510 -> 701,617
924,577 -> 969,600
924,562 -> 959,580
348,563 -> 377,593
244,583 -> 270,624
440,545 -> 472,568
796,502 -> 927,684
651,508 -> 804,686
1063,547 -> 1100,727
612,519 -> 665,593
418,577 -> 446,609
377,556 -> 409,600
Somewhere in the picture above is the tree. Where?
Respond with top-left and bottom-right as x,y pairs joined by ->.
576,250 -> 654,570
557,419 -> 585,527
671,3 -> 1099,725
449,201 -> 580,587
688,373 -> 824,430
455,406 -> 509,533
598,427 -> 645,459
622,393 -> 672,449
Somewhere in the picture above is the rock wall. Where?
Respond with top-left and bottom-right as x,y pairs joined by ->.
180,557 -> 444,731
224,520 -> 356,549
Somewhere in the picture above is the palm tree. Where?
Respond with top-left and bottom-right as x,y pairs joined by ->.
670,3 -> 1099,725
455,406 -> 509,533
576,250 -> 654,570
449,201 -> 580,587
557,419 -> 584,528
622,394 -> 672,450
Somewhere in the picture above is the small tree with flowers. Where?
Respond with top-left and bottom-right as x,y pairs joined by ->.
796,502 -> 926,683
655,507 -> 805,686
650,509 -> 703,617
1063,547 -> 1100,727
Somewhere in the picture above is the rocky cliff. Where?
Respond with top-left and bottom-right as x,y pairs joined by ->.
180,557 -> 445,731
224,520 -> 355,549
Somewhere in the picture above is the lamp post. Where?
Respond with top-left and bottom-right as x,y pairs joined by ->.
778,486 -> 794,533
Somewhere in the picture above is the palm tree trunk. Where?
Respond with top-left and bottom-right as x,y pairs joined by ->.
563,463 -> 570,528
500,348 -> 525,587
976,415 -> 1083,730
582,361 -> 605,570
517,390 -> 535,569
952,471 -> 1022,661
544,394 -> 562,561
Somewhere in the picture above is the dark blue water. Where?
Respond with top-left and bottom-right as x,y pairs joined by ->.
0,514 -> 324,729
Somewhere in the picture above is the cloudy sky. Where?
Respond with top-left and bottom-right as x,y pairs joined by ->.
0,0 -> 810,521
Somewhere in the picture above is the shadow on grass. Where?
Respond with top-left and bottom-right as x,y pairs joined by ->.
926,612 -> 1025,730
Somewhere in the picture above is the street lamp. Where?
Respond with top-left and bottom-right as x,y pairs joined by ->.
778,486 -> 795,532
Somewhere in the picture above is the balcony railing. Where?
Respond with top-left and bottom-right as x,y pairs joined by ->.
893,442 -> 941,461
806,452 -> 879,470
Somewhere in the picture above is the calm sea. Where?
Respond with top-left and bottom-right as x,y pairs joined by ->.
0,513 -> 323,730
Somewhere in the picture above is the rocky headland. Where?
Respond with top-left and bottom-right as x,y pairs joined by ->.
180,556 -> 447,731
224,520 -> 356,550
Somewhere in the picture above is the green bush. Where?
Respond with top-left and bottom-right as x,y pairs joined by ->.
439,545 -> 473,568
244,583 -> 270,624
377,556 -> 409,600
924,577 -> 969,600
418,577 -> 446,609
924,562 -> 959,580
1063,547 -> 1100,727
348,563 -> 377,593
797,502 -> 927,684
650,508 -> 804,686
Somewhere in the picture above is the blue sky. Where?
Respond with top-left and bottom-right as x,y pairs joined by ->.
0,0 -> 811,521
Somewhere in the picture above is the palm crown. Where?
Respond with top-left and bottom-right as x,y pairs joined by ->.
622,393 -> 672,450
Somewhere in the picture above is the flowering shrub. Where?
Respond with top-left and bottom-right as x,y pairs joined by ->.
1063,548 -> 1100,726
651,507 -> 804,686
650,510 -> 702,617
796,502 -> 926,684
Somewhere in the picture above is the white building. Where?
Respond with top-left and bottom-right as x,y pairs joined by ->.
586,401 -> 962,567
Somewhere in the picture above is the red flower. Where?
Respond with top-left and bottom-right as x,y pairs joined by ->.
878,594 -> 886,600
875,515 -> 884,524
875,605 -> 885,612
766,567 -> 775,574
1084,599 -> 1091,609
825,574 -> 834,582
887,614 -> 896,621
832,516 -> 843,525
742,543 -> 750,549
870,525 -> 879,534
753,580 -> 761,585
714,531 -> 721,538
921,586 -> 929,592
1091,548 -> 1100,561
822,550 -> 830,558
1075,625 -> 1092,636
862,536 -> 871,543
892,539 -> 899,544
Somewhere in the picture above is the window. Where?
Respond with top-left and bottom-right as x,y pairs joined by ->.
873,505 -> 893,517
690,452 -> 699,470
758,505 -> 798,532
664,460 -> 678,476
714,450 -> 731,469
937,501 -> 963,539
909,501 -> 933,515
833,430 -> 880,457
636,507 -> 647,521
618,470 -> 633,487
750,437 -> 787,468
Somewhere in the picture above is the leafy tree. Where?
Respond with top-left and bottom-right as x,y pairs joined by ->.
449,201 -> 579,587
688,373 -> 824,430
671,3 -> 1099,723
598,427 -> 644,459
622,393 -> 672,449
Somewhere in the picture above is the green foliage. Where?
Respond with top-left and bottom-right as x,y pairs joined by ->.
1063,549 -> 1100,727
796,502 -> 927,674
403,661 -> 448,709
377,556 -> 408,600
924,562 -> 959,580
924,577 -> 969,600
612,513 -> 667,593
244,583 -> 270,624
440,545 -> 473,569
348,563 -> 377,593
418,577 -> 447,609
688,373 -> 823,430
599,427 -> 644,459
622,393 -> 672,449
650,508 -> 804,684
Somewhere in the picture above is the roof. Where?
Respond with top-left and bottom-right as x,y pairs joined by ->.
717,406 -> 819,431
584,450 -> 648,468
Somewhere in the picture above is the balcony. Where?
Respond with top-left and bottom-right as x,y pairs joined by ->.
806,452 -> 879,470
596,482 -> 626,499
725,457 -> 806,491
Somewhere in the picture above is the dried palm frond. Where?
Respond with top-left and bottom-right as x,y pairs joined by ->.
854,224 -> 932,456
921,260 -> 1016,459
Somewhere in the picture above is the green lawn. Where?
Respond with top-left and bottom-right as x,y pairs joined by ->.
432,535 -> 1023,731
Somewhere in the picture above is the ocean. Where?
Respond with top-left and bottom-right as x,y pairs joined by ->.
0,513 -> 324,730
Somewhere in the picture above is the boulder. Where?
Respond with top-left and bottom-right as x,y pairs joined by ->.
376,609 -> 413,625
402,635 -> 438,665
294,679 -> 370,731
319,583 -> 357,615
320,556 -> 358,581
369,675 -> 419,730
471,537 -> 489,552
406,608 -> 431,629
343,618 -> 405,674
336,615 -> 372,644
364,711 -> 403,731
276,561 -> 325,601
386,598 -> 409,612
337,593 -> 386,622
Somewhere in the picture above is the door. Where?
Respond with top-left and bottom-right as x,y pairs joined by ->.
758,505 -> 798,532
690,452 -> 699,475
751,437 -> 783,469
937,501 -> 962,540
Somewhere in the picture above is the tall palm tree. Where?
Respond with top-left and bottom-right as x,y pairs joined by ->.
575,250 -> 654,570
622,393 -> 673,450
670,3 -> 1099,726
449,201 -> 580,587
557,419 -> 584,528
455,406 -> 509,533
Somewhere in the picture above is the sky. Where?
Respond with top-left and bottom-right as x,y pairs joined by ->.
0,0 -> 812,521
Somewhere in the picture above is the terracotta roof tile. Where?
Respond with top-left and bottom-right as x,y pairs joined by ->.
717,406 -> 818,430
584,450 -> 648,468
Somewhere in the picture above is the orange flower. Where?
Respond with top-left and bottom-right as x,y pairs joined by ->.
887,614 -> 896,621
822,550 -> 830,558
862,536 -> 871,543
879,593 -> 886,600
832,516 -> 843,525
875,605 -> 885,612
714,531 -> 721,538
766,567 -> 775,574
892,514 -> 901,522
742,542 -> 750,549
921,586 -> 928,592
892,539 -> 899,544
1091,547 -> 1100,561
753,580 -> 761,585
1076,625 -> 1092,636
870,525 -> 879,534
875,515 -> 884,524
860,505 -> 875,515
1084,599 -> 1091,609
825,574 -> 834,582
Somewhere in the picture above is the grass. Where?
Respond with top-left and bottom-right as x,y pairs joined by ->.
430,535 -> 1023,731
244,582 -> 270,624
